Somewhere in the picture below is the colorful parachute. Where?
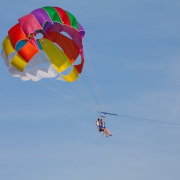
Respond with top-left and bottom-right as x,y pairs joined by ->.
1,6 -> 85,82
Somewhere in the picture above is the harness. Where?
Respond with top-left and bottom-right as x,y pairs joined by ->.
96,115 -> 106,132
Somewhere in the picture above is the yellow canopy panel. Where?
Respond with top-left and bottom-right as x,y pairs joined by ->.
61,66 -> 79,82
3,36 -> 27,72
3,36 -> 15,61
39,38 -> 72,73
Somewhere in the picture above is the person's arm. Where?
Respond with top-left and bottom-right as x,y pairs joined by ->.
96,121 -> 99,127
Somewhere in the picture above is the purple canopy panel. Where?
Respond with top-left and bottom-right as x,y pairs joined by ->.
78,22 -> 85,38
31,8 -> 53,28
42,21 -> 55,34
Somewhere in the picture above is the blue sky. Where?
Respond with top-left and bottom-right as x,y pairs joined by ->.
0,0 -> 180,179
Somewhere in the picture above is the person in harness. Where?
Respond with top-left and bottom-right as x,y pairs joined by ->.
96,116 -> 112,137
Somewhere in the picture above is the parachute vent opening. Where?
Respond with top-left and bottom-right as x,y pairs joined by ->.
60,31 -> 73,40
35,33 -> 43,40
73,55 -> 81,65
61,65 -> 73,76
54,42 -> 63,52
8,52 -> 16,62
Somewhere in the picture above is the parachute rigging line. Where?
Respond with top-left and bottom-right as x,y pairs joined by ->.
98,111 -> 180,126
35,80 -> 97,111
25,35 -> 100,112
38,33 -> 100,111
43,22 -> 102,111
83,42 -> 106,112
38,48 -> 100,111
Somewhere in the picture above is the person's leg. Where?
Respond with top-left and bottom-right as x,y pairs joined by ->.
104,129 -> 112,136
106,132 -> 108,137
104,129 -> 109,137
102,131 -> 104,137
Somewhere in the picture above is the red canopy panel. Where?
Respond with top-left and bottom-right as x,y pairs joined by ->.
74,55 -> 84,74
8,24 -> 27,49
53,7 -> 71,26
44,32 -> 79,63
17,41 -> 39,63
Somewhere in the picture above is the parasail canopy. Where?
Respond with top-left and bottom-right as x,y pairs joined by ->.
1,6 -> 85,82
